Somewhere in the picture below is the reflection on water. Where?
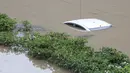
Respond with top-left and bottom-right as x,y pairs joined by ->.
0,46 -> 71,73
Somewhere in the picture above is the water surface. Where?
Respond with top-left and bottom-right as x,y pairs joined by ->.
0,46 -> 71,73
0,0 -> 130,56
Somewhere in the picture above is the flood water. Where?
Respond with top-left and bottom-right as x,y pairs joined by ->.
0,0 -> 130,64
0,46 -> 71,73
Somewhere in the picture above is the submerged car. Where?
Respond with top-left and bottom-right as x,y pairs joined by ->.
64,19 -> 112,32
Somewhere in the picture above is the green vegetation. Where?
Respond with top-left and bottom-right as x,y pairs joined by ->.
21,20 -> 32,31
25,32 -> 130,73
0,13 -> 16,31
0,13 -> 130,73
0,32 -> 14,45
122,64 -> 130,72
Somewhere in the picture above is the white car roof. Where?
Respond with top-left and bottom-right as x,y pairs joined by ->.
64,19 -> 112,31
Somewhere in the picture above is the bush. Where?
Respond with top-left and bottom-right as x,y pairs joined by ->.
0,32 -> 15,45
0,13 -> 16,31
21,20 -> 32,31
25,32 -> 130,73
122,64 -> 130,72
0,31 -> 130,73
0,31 -> 30,46
0,13 -> 130,73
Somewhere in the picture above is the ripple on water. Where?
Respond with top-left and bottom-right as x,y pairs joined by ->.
0,46 -> 71,73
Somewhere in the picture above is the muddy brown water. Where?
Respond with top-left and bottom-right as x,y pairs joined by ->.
0,46 -> 71,73
0,0 -> 130,72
